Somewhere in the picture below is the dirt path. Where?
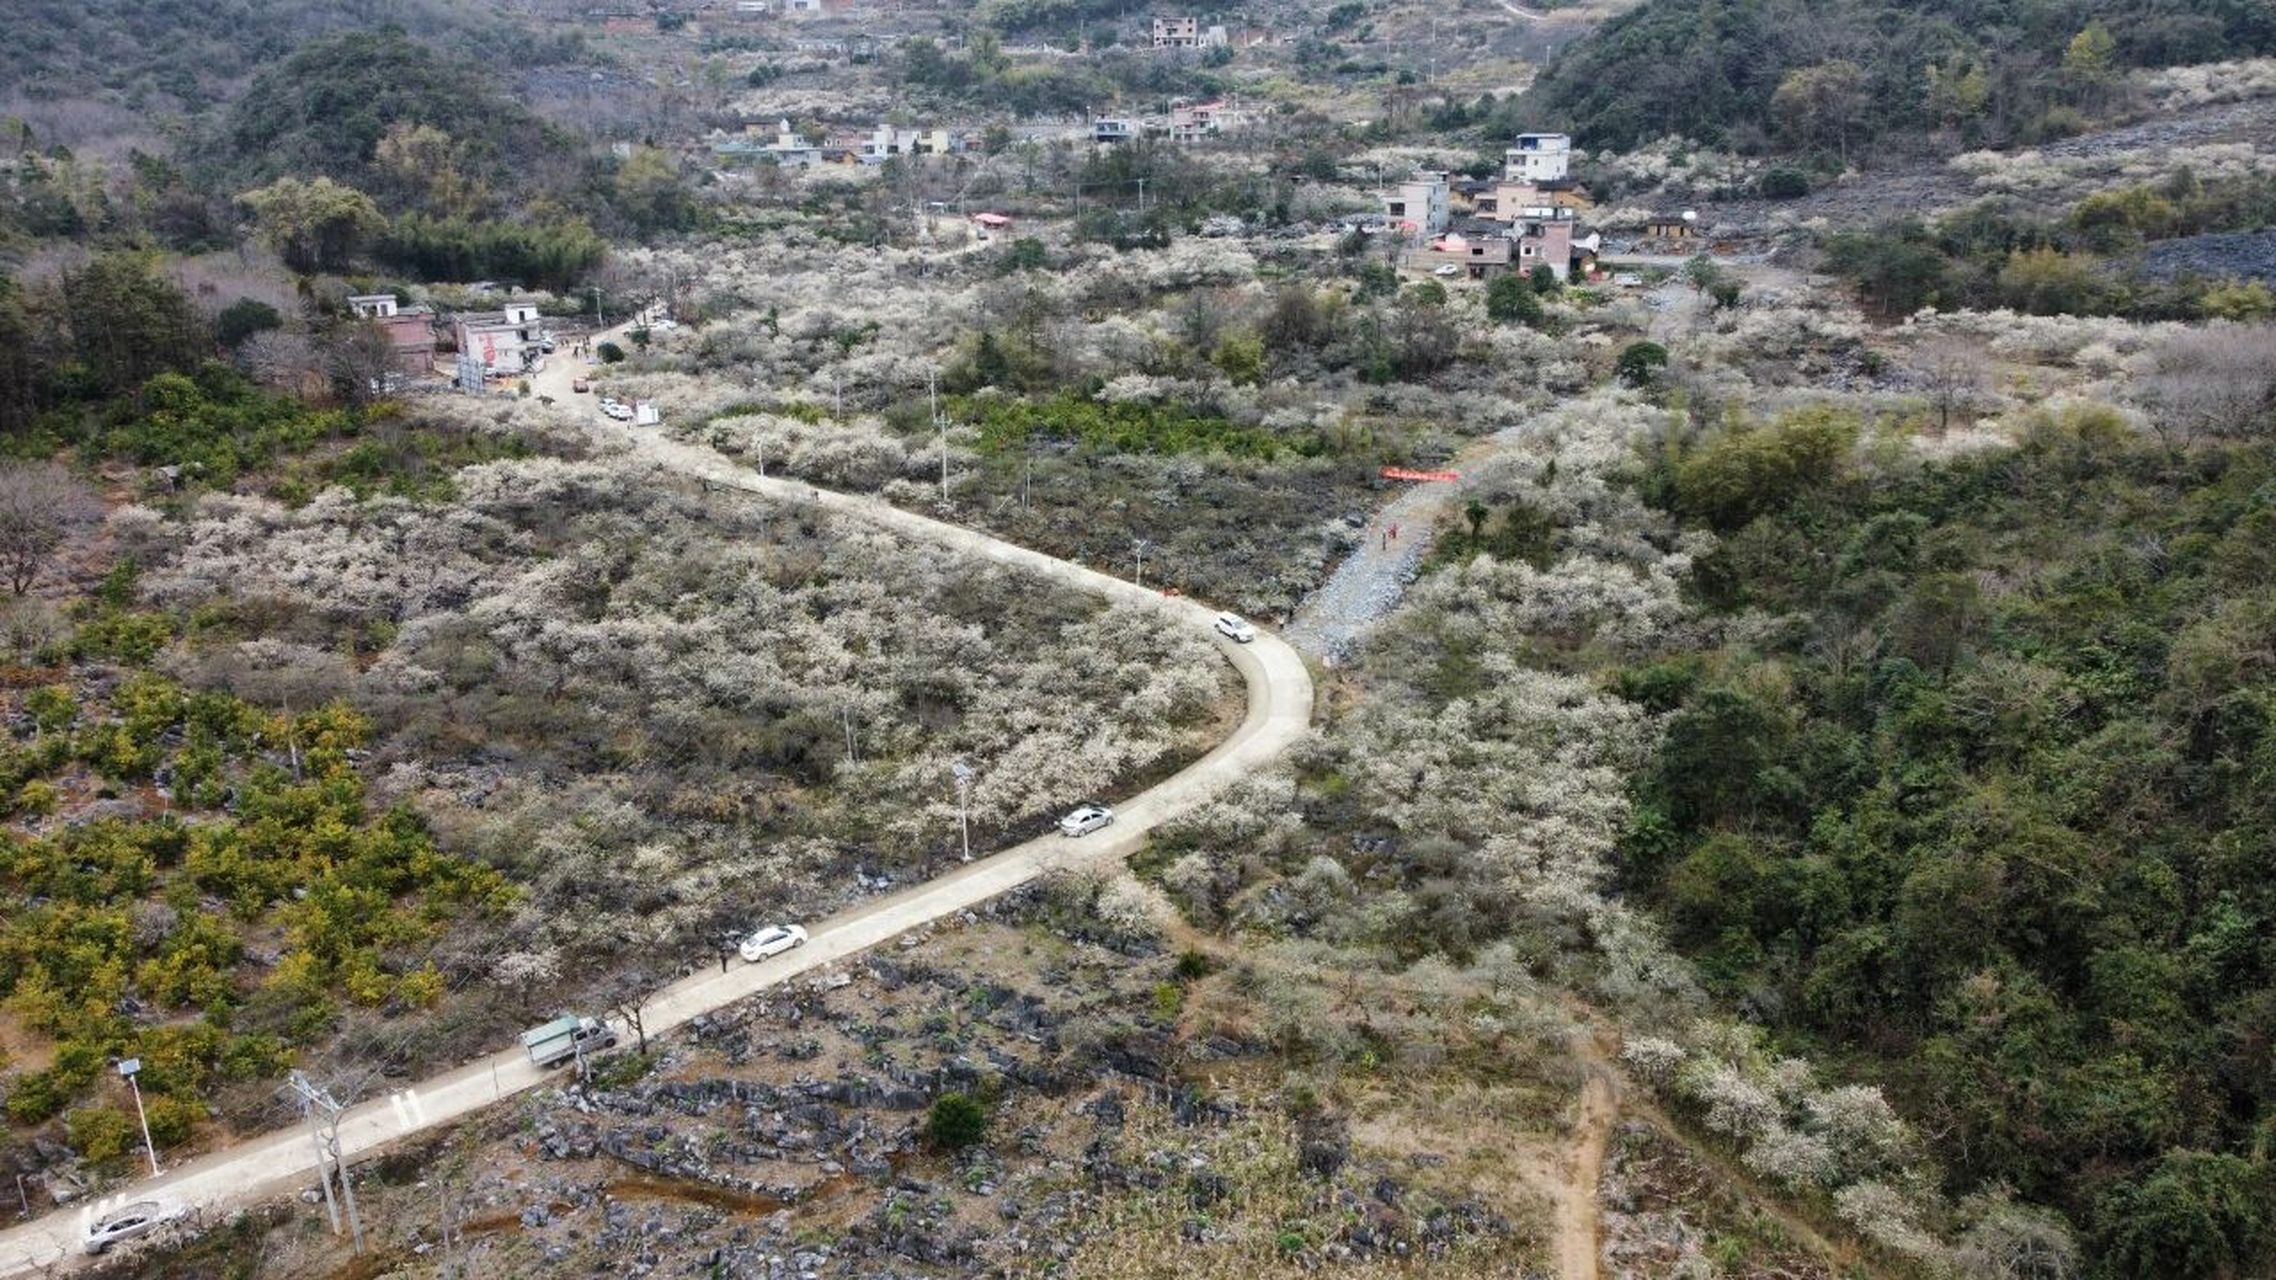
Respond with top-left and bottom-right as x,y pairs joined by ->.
1282,424 -> 1536,664
1550,1033 -> 1621,1280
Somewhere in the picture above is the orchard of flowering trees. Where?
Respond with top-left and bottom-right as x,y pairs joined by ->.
0,445 -> 1223,1162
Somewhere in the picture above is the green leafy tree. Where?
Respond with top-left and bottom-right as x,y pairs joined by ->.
1613,341 -> 1668,388
239,176 -> 386,274
1212,332 -> 1266,385
57,254 -> 210,398
2097,1151 -> 2269,1280
1772,60 -> 1870,159
1675,406 -> 1857,531
214,299 -> 284,348
1486,272 -> 1543,326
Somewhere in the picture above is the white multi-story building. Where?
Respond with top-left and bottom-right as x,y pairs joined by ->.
1153,15 -> 1201,46
859,124 -> 957,161
454,300 -> 545,379
1504,133 -> 1572,184
1384,172 -> 1450,240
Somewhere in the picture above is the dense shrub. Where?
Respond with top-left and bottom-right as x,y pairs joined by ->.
925,1093 -> 989,1150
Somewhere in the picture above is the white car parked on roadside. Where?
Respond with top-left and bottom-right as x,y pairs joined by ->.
1058,804 -> 1114,837
85,1201 -> 172,1255
1214,612 -> 1256,643
739,923 -> 808,962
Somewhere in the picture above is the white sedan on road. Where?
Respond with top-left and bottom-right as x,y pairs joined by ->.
85,1201 -> 172,1255
1214,612 -> 1256,643
1058,804 -> 1114,837
739,923 -> 808,963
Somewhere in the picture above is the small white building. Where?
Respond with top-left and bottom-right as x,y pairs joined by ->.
1504,133 -> 1572,184
348,293 -> 401,319
1384,172 -> 1450,241
454,300 -> 546,379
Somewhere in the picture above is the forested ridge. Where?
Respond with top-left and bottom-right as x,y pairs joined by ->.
0,0 -> 583,116
1528,0 -> 2276,152
1623,406 -> 2276,1272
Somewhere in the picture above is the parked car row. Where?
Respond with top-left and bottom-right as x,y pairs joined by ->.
599,397 -> 634,421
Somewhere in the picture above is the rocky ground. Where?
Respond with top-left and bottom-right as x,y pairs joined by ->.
2137,228 -> 2276,284
88,878 -> 1544,1279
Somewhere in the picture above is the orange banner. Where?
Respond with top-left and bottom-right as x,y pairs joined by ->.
1380,467 -> 1462,482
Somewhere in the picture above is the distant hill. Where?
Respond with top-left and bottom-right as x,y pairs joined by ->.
205,29 -> 573,198
0,1 -> 583,121
1525,0 -> 2276,154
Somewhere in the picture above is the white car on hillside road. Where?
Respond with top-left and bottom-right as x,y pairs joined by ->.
739,923 -> 808,963
85,1201 -> 174,1255
1214,612 -> 1255,643
1058,804 -> 1114,837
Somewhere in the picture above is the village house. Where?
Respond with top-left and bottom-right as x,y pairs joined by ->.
713,118 -> 837,167
1476,177 -> 1592,219
348,294 -> 438,376
1418,229 -> 1514,279
1167,99 -> 1248,143
1383,172 -> 1450,242
1152,15 -> 1218,47
859,124 -> 959,161
453,299 -> 546,380
1512,215 -> 1575,277
1093,116 -> 1140,145
1644,211 -> 1699,239
1504,132 -> 1572,184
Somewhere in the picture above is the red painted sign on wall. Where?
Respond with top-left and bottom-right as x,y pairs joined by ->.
1380,467 -> 1462,483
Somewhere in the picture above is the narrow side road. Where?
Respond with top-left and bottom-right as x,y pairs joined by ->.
0,348 -> 1314,1276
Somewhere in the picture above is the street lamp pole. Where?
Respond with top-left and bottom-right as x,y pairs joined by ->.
1132,538 -> 1149,590
116,1059 -> 158,1177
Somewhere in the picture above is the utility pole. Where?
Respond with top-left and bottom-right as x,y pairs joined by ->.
1136,176 -> 1147,213
437,1182 -> 465,1280
1132,537 -> 1149,590
291,1071 -> 366,1255
931,368 -> 949,503
952,759 -> 974,862
115,1059 -> 158,1178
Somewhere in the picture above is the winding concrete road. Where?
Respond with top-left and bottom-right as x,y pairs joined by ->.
0,344 -> 1313,1275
